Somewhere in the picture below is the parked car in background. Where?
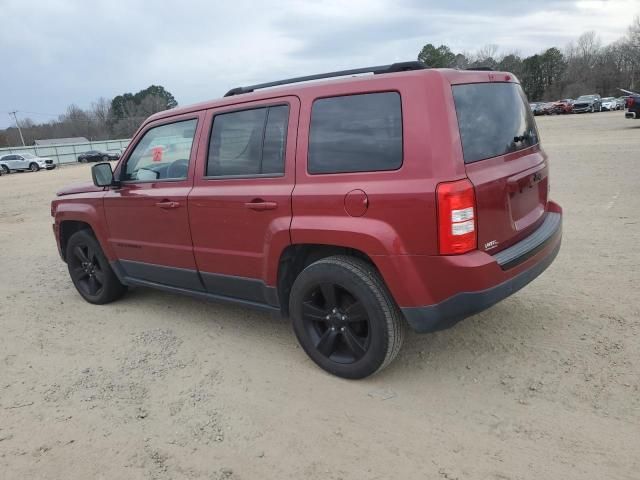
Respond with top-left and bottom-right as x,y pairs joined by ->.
601,97 -> 619,111
572,94 -> 602,113
77,150 -> 120,163
540,100 -> 572,115
0,152 -> 56,173
530,102 -> 546,115
617,97 -> 628,109
51,62 -> 562,379
554,99 -> 574,114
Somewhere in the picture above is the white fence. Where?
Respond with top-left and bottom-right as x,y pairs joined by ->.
0,139 -> 131,165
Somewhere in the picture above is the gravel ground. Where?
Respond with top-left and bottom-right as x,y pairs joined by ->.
0,111 -> 638,479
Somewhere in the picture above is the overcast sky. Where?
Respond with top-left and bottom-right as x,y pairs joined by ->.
1,0 -> 638,129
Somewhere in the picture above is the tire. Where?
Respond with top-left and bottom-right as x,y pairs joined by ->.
289,255 -> 404,379
589,105 -> 594,113
80,157 -> 88,163
1,165 -> 9,174
29,162 -> 39,172
66,230 -> 126,304
102,155 -> 108,162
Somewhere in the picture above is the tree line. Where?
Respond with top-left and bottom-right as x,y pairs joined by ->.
0,85 -> 177,147
418,17 -> 640,101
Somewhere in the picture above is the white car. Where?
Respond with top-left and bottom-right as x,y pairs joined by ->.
601,97 -> 618,111
0,152 -> 56,174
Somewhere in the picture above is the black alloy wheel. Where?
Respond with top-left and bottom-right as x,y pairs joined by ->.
301,282 -> 371,364
69,243 -> 106,298
66,230 -> 126,304
290,256 -> 404,379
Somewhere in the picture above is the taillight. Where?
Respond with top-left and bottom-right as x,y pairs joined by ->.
437,179 -> 477,255
627,97 -> 635,108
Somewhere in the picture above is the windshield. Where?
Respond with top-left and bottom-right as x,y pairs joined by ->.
602,97 -> 615,101
577,95 -> 596,101
452,82 -> 539,164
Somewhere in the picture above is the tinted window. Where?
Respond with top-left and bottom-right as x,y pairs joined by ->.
452,83 -> 539,164
308,92 -> 402,174
123,119 -> 197,182
207,105 -> 289,177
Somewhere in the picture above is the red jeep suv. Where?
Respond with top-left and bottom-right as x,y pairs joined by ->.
51,62 -> 562,379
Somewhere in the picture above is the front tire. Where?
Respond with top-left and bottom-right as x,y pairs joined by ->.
29,162 -> 39,172
66,230 -> 126,304
290,256 -> 404,379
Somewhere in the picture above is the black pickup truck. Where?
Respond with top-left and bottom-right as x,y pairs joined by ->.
621,89 -> 640,119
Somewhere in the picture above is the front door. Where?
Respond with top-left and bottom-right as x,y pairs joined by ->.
103,113 -> 204,290
188,97 -> 299,305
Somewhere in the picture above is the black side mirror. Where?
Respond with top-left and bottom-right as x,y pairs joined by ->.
92,162 -> 115,187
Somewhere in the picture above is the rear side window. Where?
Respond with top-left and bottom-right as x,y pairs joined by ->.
308,92 -> 402,174
452,83 -> 539,164
207,105 -> 289,177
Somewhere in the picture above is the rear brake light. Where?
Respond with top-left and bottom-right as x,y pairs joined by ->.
627,97 -> 635,108
437,179 -> 477,255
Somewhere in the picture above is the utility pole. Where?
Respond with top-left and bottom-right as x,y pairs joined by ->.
8,111 -> 26,147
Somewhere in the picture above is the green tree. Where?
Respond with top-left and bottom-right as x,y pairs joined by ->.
521,54 -> 544,100
108,85 -> 178,137
498,54 -> 523,76
418,44 -> 456,67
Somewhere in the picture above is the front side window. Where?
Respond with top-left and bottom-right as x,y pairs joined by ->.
123,119 -> 197,182
207,105 -> 289,177
308,92 -> 403,174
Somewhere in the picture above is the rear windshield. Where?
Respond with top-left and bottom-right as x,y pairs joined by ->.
452,83 -> 539,164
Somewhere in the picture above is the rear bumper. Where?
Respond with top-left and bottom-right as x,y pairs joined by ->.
400,207 -> 562,333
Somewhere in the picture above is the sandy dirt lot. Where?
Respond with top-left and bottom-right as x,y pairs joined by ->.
1,111 -> 639,479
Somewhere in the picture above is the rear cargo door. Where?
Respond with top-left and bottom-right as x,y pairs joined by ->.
452,82 -> 549,253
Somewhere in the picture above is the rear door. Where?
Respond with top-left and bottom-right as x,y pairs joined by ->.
188,97 -> 299,305
452,81 -> 549,253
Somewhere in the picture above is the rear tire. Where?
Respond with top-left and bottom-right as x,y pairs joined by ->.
289,255 -> 404,379
66,230 -> 126,304
1,165 -> 9,174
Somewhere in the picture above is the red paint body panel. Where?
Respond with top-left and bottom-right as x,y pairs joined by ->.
52,67 -> 562,315
188,96 -> 300,285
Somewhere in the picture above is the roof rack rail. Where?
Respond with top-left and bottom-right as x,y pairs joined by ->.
465,66 -> 494,71
224,61 -> 427,97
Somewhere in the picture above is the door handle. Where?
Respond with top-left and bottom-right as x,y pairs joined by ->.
155,200 -> 180,209
244,199 -> 278,211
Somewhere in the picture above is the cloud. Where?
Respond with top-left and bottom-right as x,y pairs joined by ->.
0,0 -> 637,129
